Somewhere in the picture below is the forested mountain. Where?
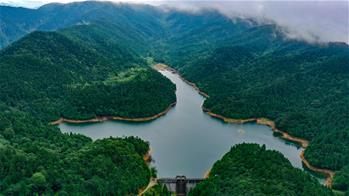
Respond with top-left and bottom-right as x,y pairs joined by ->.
1,1 -> 348,194
0,4 -> 176,194
176,31 -> 349,191
0,2 -> 164,49
0,26 -> 175,122
189,143 -> 332,195
164,14 -> 348,193
159,7 -> 349,190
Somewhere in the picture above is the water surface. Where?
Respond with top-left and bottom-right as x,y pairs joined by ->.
60,70 -> 311,179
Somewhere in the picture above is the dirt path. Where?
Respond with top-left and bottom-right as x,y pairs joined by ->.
138,178 -> 157,196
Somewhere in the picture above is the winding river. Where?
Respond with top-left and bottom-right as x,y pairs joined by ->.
60,69 -> 323,182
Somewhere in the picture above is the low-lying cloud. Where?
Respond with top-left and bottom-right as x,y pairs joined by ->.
2,0 -> 348,44
158,1 -> 349,44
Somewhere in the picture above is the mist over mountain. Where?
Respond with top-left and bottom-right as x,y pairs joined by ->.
159,1 -> 349,44
0,1 -> 348,194
1,0 -> 348,44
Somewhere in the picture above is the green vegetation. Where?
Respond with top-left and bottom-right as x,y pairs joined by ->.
156,9 -> 349,189
0,7 -> 176,194
0,104 -> 151,194
0,29 -> 175,121
0,2 -> 165,50
178,43 -> 349,186
333,165 -> 349,191
190,143 -> 332,196
1,1 -> 348,193
143,184 -> 171,196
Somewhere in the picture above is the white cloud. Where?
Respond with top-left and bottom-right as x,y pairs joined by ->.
1,0 -> 348,43
0,0 -> 152,7
158,1 -> 349,44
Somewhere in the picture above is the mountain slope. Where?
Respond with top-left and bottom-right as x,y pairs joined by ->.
0,2 -> 165,49
0,12 -> 176,194
178,41 -> 349,174
0,27 -> 176,122
1,1 -> 348,193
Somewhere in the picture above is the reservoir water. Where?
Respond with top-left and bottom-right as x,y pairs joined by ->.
60,70 -> 316,179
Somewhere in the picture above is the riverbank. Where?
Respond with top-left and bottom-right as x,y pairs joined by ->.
156,63 -> 334,187
138,148 -> 156,196
254,118 -> 334,187
203,107 -> 334,187
154,64 -> 209,98
50,102 -> 176,125
202,107 -> 256,124
300,151 -> 335,187
203,169 -> 211,179
144,148 -> 153,163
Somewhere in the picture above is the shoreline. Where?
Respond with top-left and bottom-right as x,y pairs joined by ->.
203,107 -> 334,187
203,169 -> 211,179
143,148 -> 153,163
300,151 -> 334,187
154,63 -> 210,98
156,63 -> 334,188
50,102 -> 176,125
138,149 -> 156,196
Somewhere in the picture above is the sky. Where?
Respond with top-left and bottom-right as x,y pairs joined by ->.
1,0 -> 348,43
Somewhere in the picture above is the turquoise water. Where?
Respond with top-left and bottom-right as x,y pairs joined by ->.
60,70 -> 321,181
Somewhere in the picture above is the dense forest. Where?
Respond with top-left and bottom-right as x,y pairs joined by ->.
333,165 -> 349,191
143,184 -> 171,196
159,10 -> 349,190
1,1 -> 348,194
0,28 -> 176,122
178,42 -> 349,190
0,6 -> 176,194
0,2 -> 164,49
189,143 -> 332,196
0,23 -> 177,193
0,24 -> 177,193
0,103 -> 151,194
152,8 -> 349,188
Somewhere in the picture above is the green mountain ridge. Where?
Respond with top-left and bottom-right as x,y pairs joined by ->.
179,42 -> 349,168
0,14 -> 176,193
0,1 -> 348,194
0,28 -> 176,122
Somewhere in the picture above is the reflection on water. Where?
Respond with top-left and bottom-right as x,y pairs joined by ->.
60,70 -> 320,181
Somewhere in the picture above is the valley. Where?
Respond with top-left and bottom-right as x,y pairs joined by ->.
60,65 -> 336,189
59,67 -> 308,178
0,1 -> 348,195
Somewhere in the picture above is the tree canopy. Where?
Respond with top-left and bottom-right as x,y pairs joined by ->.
0,103 -> 151,194
190,143 -> 333,196
0,2 -> 348,193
